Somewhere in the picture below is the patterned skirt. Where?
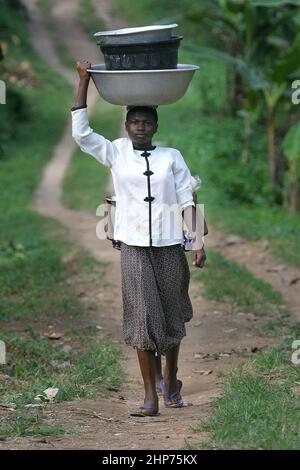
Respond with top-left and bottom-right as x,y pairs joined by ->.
120,242 -> 193,355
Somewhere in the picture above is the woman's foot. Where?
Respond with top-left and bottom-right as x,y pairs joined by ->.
136,405 -> 159,416
161,374 -> 184,408
130,397 -> 159,417
163,390 -> 184,408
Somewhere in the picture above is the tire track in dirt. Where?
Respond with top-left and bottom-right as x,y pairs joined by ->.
4,0 -> 288,450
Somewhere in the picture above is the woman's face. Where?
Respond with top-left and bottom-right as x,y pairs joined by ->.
125,111 -> 158,148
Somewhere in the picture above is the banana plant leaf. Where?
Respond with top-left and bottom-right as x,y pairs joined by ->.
282,121 -> 300,161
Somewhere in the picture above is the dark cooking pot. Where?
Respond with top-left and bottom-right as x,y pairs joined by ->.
98,36 -> 183,70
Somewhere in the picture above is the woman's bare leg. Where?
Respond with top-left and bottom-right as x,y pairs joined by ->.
155,355 -> 163,389
136,348 -> 159,413
163,343 -> 181,397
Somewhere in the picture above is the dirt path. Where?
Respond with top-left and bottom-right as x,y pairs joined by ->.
4,0 -> 298,450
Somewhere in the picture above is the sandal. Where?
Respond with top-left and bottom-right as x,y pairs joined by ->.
130,405 -> 160,417
165,390 -> 184,408
158,378 -> 182,395
160,379 -> 184,408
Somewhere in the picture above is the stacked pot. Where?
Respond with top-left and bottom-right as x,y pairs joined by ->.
88,24 -> 199,106
95,24 -> 182,71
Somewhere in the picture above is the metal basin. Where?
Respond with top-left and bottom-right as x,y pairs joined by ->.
87,64 -> 199,106
94,24 -> 178,45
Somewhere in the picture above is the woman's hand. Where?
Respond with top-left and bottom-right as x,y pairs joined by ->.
73,60 -> 92,108
76,59 -> 91,81
192,247 -> 206,268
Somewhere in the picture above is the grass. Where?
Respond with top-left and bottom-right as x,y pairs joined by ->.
37,0 -> 53,13
0,412 -> 66,438
0,230 -> 84,322
0,243 -> 126,438
62,99 -> 123,212
0,1 -> 74,322
190,249 -> 286,321
37,0 -> 75,70
0,240 -> 126,437
0,1 -> 125,438
0,331 -> 124,408
78,0 -> 105,38
0,324 -> 125,436
193,341 -> 300,450
25,426 -> 66,437
113,0 -> 183,28
0,238 -> 126,438
53,39 -> 76,70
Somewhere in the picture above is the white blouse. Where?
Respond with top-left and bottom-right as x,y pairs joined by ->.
71,108 -> 195,247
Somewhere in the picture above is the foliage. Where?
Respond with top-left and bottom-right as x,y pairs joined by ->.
195,342 -> 300,450
282,121 -> 300,162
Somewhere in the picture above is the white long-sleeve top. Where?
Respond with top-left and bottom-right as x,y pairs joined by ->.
71,108 -> 195,247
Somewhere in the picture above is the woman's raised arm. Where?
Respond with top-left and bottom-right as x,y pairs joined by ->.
73,59 -> 91,109
71,60 -> 118,168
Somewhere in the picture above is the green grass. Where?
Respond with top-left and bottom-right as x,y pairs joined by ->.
78,0 -> 105,37
37,0 -> 75,70
63,99 -> 123,212
190,249 -> 286,321
0,231 -> 84,322
0,245 -> 125,438
37,0 -> 53,13
193,341 -> 300,449
53,39 -> 76,70
25,426 -> 66,437
0,331 -> 125,408
113,0 -> 184,28
0,244 -> 126,438
0,412 -> 66,438
187,226 -> 296,449
0,1 -> 74,321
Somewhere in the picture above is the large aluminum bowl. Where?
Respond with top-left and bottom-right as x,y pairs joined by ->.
87,64 -> 199,106
94,24 -> 178,45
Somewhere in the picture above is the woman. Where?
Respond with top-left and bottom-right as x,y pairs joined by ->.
71,59 -> 207,417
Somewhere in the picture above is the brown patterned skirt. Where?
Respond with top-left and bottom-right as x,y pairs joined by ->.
120,242 -> 193,355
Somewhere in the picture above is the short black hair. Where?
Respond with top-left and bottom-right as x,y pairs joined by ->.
126,106 -> 158,123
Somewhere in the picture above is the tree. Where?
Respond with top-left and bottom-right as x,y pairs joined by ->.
182,0 -> 300,198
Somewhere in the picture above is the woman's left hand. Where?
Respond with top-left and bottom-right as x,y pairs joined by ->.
192,247 -> 206,268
